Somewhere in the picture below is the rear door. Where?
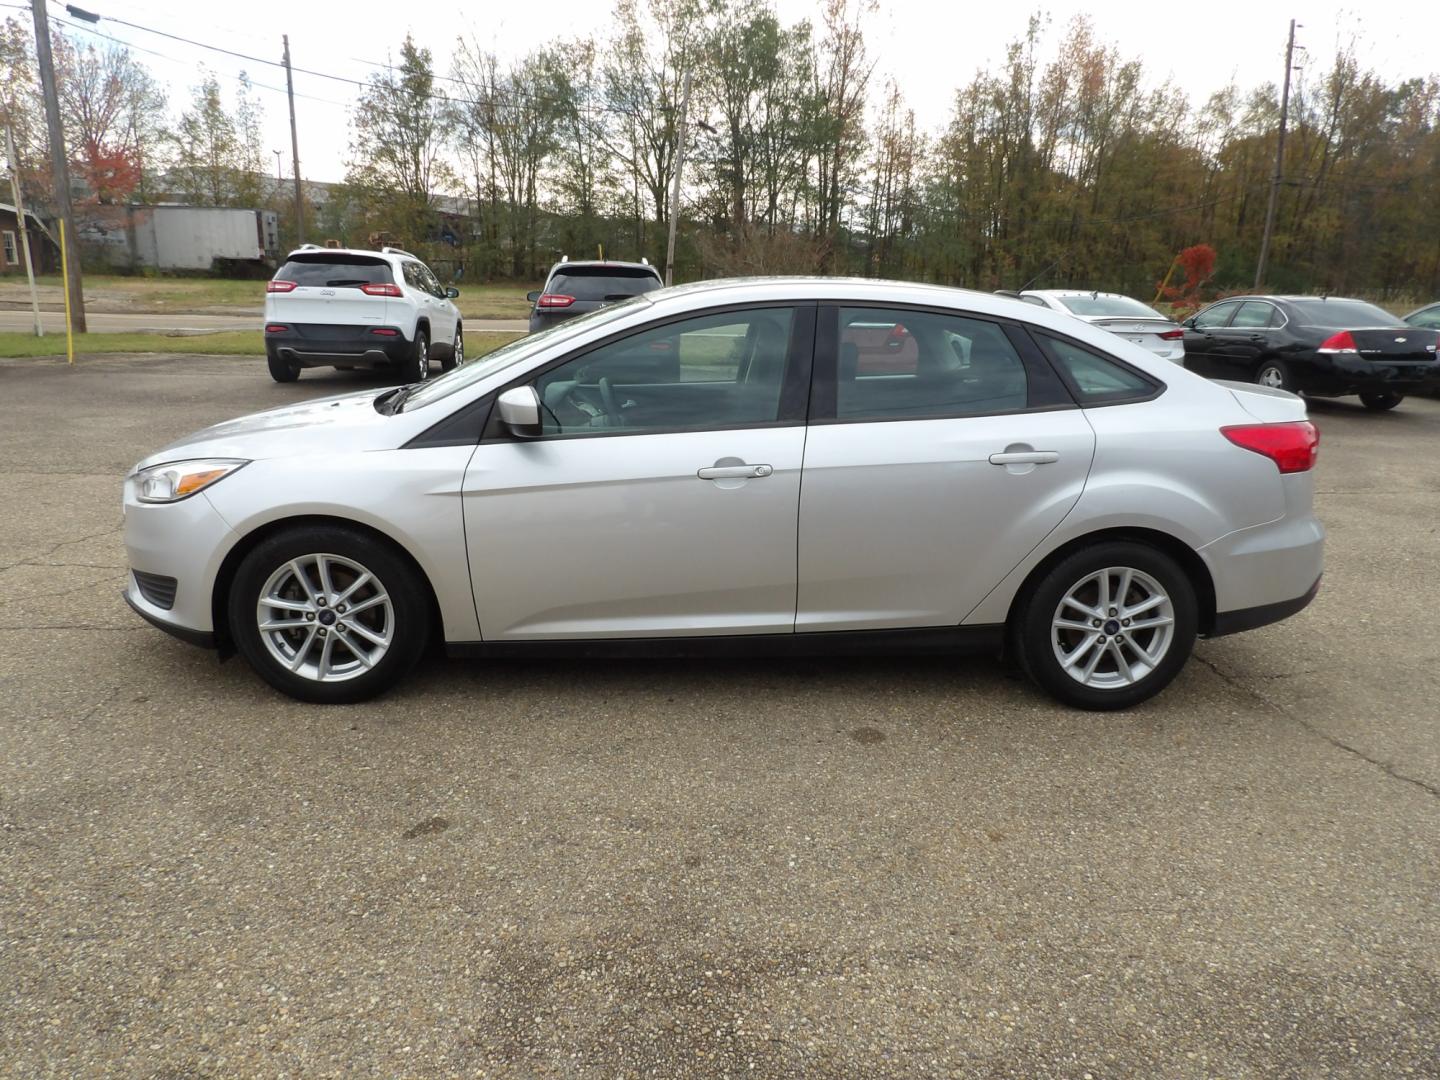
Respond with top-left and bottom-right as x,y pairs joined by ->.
269,253 -> 392,326
795,305 -> 1096,632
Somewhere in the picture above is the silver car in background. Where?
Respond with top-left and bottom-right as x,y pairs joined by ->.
1019,290 -> 1187,363
122,279 -> 1324,710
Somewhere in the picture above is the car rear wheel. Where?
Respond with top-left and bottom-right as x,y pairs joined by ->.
227,525 -> 431,704
266,345 -> 300,383
1013,541 -> 1198,710
1359,391 -> 1403,411
1254,359 -> 1291,392
403,329 -> 430,384
441,325 -> 461,372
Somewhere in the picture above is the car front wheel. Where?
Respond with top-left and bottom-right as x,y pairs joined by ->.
1013,541 -> 1198,710
228,525 -> 431,703
1359,391 -> 1403,411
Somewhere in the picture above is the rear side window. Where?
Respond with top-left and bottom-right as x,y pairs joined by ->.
1036,334 -> 1158,405
835,307 -> 1029,420
1231,302 -> 1279,328
276,255 -> 392,287
547,268 -> 662,302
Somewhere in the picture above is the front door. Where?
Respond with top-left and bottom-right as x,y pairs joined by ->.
796,305 -> 1096,631
463,305 -> 812,639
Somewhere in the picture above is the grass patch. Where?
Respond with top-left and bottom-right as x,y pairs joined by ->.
0,329 -> 523,360
7,274 -> 537,321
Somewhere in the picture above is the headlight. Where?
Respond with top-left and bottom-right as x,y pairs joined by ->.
133,459 -> 248,503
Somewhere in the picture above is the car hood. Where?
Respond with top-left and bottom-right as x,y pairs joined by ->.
133,388 -> 400,471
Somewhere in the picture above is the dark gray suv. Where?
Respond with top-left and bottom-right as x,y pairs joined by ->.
527,259 -> 664,333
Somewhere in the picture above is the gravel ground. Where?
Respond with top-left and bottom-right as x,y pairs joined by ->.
1,353 -> 1437,1078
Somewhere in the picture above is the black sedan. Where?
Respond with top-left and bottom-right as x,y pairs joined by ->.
1182,295 -> 1440,410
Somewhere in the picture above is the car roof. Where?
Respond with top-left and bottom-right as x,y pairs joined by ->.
1022,289 -> 1142,299
283,246 -> 414,261
547,259 -> 659,274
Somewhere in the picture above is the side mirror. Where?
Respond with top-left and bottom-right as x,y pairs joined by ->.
497,385 -> 542,438
445,286 -> 460,299
526,290 -> 541,303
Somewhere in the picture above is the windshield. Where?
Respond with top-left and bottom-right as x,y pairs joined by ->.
400,295 -> 653,411
1287,299 -> 1398,328
1056,294 -> 1165,319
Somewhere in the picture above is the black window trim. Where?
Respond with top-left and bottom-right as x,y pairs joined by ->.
1025,326 -> 1165,408
479,300 -> 818,445
806,301 -> 1078,427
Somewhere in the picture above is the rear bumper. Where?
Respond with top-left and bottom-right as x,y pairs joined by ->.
1209,575 -> 1320,636
265,323 -> 412,367
1299,355 -> 1440,396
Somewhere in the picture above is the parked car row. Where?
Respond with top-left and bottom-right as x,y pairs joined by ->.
1000,285 -> 1440,411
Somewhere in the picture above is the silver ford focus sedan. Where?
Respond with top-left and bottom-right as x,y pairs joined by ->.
122,278 -> 1324,710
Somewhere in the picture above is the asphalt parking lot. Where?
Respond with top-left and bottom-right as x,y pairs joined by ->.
2,352 -> 1437,1078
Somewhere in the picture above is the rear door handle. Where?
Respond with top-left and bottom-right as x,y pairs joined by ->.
698,464 -> 773,480
988,451 -> 1058,465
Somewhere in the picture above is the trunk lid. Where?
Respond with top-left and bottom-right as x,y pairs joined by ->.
1217,380 -> 1309,423
1348,327 -> 1440,362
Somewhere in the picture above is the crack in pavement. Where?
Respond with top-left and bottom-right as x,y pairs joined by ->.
0,525 -> 124,573
1193,652 -> 1440,801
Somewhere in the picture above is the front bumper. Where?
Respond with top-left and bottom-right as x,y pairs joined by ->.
265,323 -> 412,368
122,482 -> 240,647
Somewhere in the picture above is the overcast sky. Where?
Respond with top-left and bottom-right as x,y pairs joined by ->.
54,0 -> 1440,187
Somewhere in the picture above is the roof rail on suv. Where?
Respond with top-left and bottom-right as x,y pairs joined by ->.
381,246 -> 416,258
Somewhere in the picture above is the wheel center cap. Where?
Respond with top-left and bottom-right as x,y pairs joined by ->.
1103,619 -> 1121,636
318,609 -> 337,626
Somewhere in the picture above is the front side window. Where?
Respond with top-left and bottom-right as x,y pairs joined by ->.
835,308 -> 1028,420
530,307 -> 797,436
419,264 -> 445,298
1193,302 -> 1238,329
1037,334 -> 1157,405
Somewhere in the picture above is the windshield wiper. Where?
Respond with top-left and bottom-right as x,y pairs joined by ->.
374,387 -> 409,415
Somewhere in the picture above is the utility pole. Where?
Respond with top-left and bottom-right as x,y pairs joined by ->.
664,68 -> 692,287
5,124 -> 44,337
31,0 -> 87,332
1254,19 -> 1299,291
282,35 -> 304,245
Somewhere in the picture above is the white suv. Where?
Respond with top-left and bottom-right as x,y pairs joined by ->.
263,246 -> 463,383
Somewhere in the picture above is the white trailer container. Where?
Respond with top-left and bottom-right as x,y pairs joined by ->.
129,206 -> 276,271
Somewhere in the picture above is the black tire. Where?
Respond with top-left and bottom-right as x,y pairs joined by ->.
441,324 -> 461,373
227,525 -> 431,704
1012,540 -> 1198,711
1253,358 -> 1291,392
266,345 -> 300,383
1359,391 -> 1403,411
402,328 -> 430,384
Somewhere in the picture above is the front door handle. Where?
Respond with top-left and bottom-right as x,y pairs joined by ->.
698,463 -> 773,480
988,451 -> 1058,466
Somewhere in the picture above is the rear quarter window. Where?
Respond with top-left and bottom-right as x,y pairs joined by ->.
1035,333 -> 1160,406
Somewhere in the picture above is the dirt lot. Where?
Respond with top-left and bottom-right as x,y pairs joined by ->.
1,354 -> 1437,1077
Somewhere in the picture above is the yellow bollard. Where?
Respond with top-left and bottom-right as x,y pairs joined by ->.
59,218 -> 75,365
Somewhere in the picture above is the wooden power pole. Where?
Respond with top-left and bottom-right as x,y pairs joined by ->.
664,68 -> 692,287
31,0 -> 86,332
283,34 -> 304,245
1254,19 -> 1298,291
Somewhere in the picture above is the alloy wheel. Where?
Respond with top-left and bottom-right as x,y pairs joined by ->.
255,553 -> 394,683
1050,566 -> 1176,690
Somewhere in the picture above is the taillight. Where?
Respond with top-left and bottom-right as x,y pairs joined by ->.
1317,330 -> 1358,354
538,294 -> 576,308
266,280 -> 296,293
1221,421 -> 1319,474
264,324 -> 288,333
360,283 -> 403,297
1158,329 -> 1185,341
